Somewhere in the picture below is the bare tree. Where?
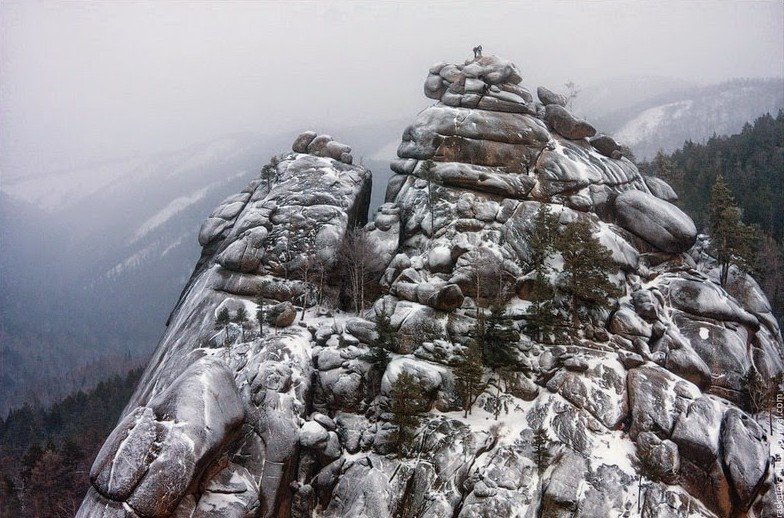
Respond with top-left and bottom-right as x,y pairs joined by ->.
564,80 -> 580,111
294,228 -> 318,321
467,247 -> 513,310
338,227 -> 383,313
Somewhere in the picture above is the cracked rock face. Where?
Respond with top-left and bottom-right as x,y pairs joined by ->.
80,55 -> 783,518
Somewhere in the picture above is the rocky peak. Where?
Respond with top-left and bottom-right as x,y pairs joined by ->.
79,57 -> 783,518
291,131 -> 355,165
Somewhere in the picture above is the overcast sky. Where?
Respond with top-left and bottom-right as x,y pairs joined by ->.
2,0 -> 782,180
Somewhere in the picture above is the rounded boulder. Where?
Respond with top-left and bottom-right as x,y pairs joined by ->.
614,190 -> 697,253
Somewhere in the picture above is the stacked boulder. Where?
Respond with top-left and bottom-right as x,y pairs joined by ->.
80,56 -> 783,518
398,54 -> 695,257
364,54 -> 779,517
77,135 -> 371,517
292,131 -> 354,164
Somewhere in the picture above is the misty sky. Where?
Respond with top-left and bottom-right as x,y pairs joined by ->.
2,0 -> 782,180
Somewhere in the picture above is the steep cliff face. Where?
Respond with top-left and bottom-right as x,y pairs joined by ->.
79,56 -> 783,518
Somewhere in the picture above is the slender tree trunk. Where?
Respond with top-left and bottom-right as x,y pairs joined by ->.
494,385 -> 501,420
769,408 -> 773,435
571,296 -> 580,328
637,476 -> 641,513
428,181 -> 434,236
360,262 -> 366,313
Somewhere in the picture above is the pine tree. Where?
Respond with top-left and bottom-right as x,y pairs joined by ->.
363,305 -> 396,386
650,149 -> 683,192
558,218 -> 620,327
255,296 -> 266,337
374,304 -> 399,353
526,204 -> 561,341
389,372 -> 423,452
454,339 -> 485,418
709,175 -> 759,286
214,307 -> 231,346
532,426 -> 552,493
260,163 -> 277,191
483,306 -> 518,370
234,306 -> 249,342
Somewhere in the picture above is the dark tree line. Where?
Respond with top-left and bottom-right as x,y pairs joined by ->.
642,110 -> 783,240
641,110 -> 784,323
0,368 -> 142,517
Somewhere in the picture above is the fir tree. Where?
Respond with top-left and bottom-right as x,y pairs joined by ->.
214,307 -> 231,346
363,305 -> 396,387
374,303 -> 399,353
260,163 -> 277,191
454,339 -> 485,418
526,204 -> 561,341
389,372 -> 423,452
558,218 -> 620,327
483,306 -> 518,370
234,306 -> 249,342
650,149 -> 683,192
709,175 -> 758,286
532,426 -> 552,493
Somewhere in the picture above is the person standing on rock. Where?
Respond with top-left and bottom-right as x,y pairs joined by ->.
473,44 -> 482,59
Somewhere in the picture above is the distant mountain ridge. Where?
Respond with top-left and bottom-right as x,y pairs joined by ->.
0,123 -> 401,413
586,77 -> 784,159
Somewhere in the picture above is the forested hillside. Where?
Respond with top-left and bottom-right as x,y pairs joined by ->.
0,369 -> 142,517
641,110 -> 784,323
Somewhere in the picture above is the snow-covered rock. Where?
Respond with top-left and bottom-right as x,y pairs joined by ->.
80,55 -> 783,518
614,190 -> 697,253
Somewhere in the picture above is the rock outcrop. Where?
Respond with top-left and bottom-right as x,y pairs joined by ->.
80,54 -> 783,518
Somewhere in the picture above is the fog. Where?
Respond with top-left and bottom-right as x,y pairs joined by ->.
2,0 -> 782,181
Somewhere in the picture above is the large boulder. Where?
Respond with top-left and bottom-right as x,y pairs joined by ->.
541,452 -> 588,515
292,131 -> 317,153
544,104 -> 597,140
589,134 -> 623,159
627,365 -> 699,439
614,190 -> 697,253
86,358 -> 244,517
667,278 -> 759,329
428,283 -> 464,312
720,408 -> 769,508
268,301 -> 297,327
537,86 -> 567,107
670,396 -> 726,466
644,175 -> 678,202
396,105 -> 549,167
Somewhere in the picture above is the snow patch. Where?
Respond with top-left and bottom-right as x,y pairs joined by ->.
131,186 -> 210,242
615,100 -> 693,145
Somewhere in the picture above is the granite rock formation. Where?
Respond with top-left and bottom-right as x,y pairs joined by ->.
78,54 -> 783,518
